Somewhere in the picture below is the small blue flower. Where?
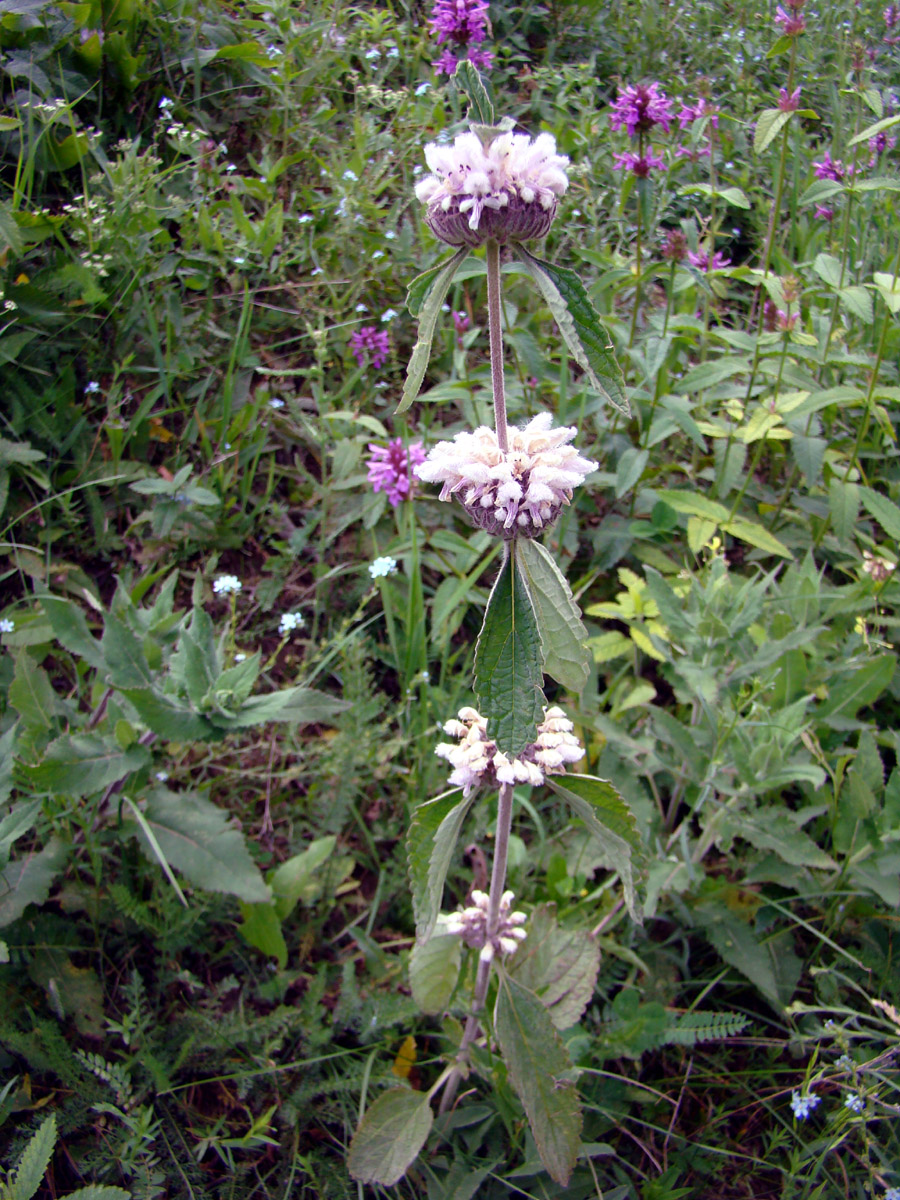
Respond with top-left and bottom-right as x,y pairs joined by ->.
265,44 -> 280,59
234,652 -> 247,662
384,230 -> 397,240
380,308 -> 399,323
355,303 -> 368,313
298,213 -> 313,224
790,1090 -> 821,1120
372,250 -> 385,259
0,618 -> 15,634
369,556 -> 398,579
269,398 -> 285,409
883,1188 -> 900,1200
364,48 -> 380,60
213,575 -> 242,595
415,81 -> 431,95
844,1092 -> 865,1114
387,46 -> 399,57
85,380 -> 101,394
155,770 -> 169,782
343,169 -> 358,181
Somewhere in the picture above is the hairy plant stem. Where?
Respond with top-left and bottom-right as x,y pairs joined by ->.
627,132 -> 645,349
438,782 -> 515,1115
485,238 -> 509,450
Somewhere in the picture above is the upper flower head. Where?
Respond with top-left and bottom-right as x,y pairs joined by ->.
415,129 -> 569,247
613,150 -> 666,177
367,438 -> 427,507
609,82 -> 674,138
775,3 -> 806,35
429,0 -> 489,46
778,86 -> 802,112
813,150 -> 846,181
213,575 -> 242,595
415,412 -> 597,538
688,247 -> 732,272
790,1090 -> 821,1120
435,705 -> 584,796
351,325 -> 390,369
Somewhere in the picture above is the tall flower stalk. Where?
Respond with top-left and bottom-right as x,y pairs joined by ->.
348,66 -> 639,1191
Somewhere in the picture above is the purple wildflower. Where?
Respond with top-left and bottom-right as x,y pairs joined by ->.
613,150 -> 666,177
814,204 -> 835,221
869,131 -> 896,165
778,86 -> 802,112
813,151 -> 845,181
775,2 -> 806,34
609,83 -> 674,138
433,48 -> 459,75
453,310 -> 470,346
429,0 -> 489,46
367,438 -> 426,507
467,46 -> 494,70
675,144 -> 711,162
885,3 -> 899,27
661,228 -> 688,261
351,326 -> 390,369
677,99 -> 720,130
688,247 -> 732,271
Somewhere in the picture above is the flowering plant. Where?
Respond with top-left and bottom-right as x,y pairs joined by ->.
348,65 -> 643,1190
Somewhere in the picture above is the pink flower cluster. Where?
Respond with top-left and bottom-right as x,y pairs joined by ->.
609,82 -> 674,137
775,0 -> 806,35
613,150 -> 666,177
351,325 -> 390,369
688,247 -> 732,272
367,438 -> 426,507
429,0 -> 493,75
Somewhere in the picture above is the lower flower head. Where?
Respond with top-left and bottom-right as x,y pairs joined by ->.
351,325 -> 390,369
609,82 -> 674,137
367,438 -> 426,507
688,247 -> 732,272
443,888 -> 528,960
415,129 -> 569,246
213,575 -> 242,595
369,555 -> 398,578
435,704 -> 584,796
613,150 -> 666,177
415,412 -> 596,538
790,1090 -> 821,1120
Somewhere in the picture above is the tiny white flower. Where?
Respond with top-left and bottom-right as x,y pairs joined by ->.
234,652 -> 247,662
384,230 -> 397,239
387,46 -> 399,57
298,213 -> 313,223
415,81 -> 431,95
355,303 -> 368,312
372,250 -> 385,259
266,44 -> 280,58
0,618 -> 15,633
155,770 -> 169,782
269,397 -> 285,409
85,380 -> 101,393
213,575 -> 242,595
233,256 -> 246,265
278,611 -> 305,634
364,48 -> 380,60
369,556 -> 398,578
380,308 -> 398,322
343,169 -> 358,181
336,198 -> 349,217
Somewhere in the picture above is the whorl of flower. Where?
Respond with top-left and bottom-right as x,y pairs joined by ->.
435,705 -> 584,796
676,98 -> 719,131
887,3 -> 900,27
813,150 -> 846,181
775,3 -> 806,34
613,150 -> 666,177
278,611 -> 305,634
869,131 -> 897,165
814,203 -> 835,221
661,228 -> 688,261
778,86 -> 802,112
369,555 -> 398,578
351,325 -> 390,369
688,247 -> 732,272
844,1091 -> 865,1114
862,549 -> 896,581
415,412 -> 596,538
609,82 -> 674,138
675,144 -> 711,163
367,438 -> 426,507
444,889 -> 528,962
213,575 -> 242,595
415,129 -> 569,247
429,0 -> 489,47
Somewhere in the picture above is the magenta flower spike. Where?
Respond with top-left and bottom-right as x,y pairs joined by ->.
367,438 -> 427,507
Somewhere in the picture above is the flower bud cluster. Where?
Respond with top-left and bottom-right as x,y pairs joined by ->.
444,888 -> 527,962
415,130 -> 569,247
415,412 -> 596,539
435,705 -> 584,796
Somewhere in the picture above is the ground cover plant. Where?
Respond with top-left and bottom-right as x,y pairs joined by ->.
1,0 -> 899,1197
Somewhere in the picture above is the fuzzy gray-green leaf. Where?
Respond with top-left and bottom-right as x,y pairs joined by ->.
474,548 -> 545,756
397,247 -> 470,414
452,58 -> 494,124
348,1088 -> 433,1186
514,246 -> 629,416
494,972 -> 582,1186
516,540 -> 590,694
407,788 -> 472,942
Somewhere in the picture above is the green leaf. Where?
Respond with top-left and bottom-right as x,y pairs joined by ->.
406,251 -> 468,319
348,1088 -> 434,1186
407,789 -> 472,942
62,1188 -> 132,1200
727,812 -> 836,869
0,797 -> 41,861
513,246 -> 629,416
9,652 -> 56,733
25,735 -> 151,796
694,905 -> 797,1008
409,931 -> 462,1013
269,835 -> 339,919
859,485 -> 900,541
545,775 -> 643,921
451,58 -> 494,124
829,478 -> 859,544
474,548 -> 545,756
120,688 -> 213,741
209,686 -> 348,729
813,252 -> 844,289
516,540 -> 590,694
8,1112 -> 57,1200
872,271 -> 900,314
238,901 -> 288,969
753,107 -> 794,154
180,607 -> 218,708
839,284 -> 873,324
40,596 -> 104,671
658,489 -> 730,522
816,655 -> 895,724
847,112 -> 900,146
101,615 -> 153,689
494,972 -> 582,1186
506,903 -> 600,1029
125,788 -> 271,903
397,248 -> 470,414
722,518 -> 792,559
0,839 -> 67,929
615,446 -> 649,498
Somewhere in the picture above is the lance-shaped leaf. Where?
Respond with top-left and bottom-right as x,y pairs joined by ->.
452,58 -> 494,125
407,788 -> 473,942
506,903 -> 600,1029
474,547 -> 545,757
516,540 -> 590,694
494,972 -> 582,1186
513,246 -> 629,416
409,931 -> 461,1013
397,247 -> 470,414
24,734 -> 151,797
546,774 -> 644,922
348,1088 -> 434,1186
